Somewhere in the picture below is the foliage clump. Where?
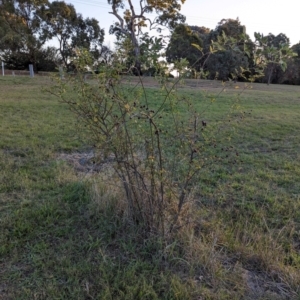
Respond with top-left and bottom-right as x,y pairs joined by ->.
51,47 -> 243,237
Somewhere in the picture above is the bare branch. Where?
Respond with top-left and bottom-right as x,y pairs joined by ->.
139,0 -> 143,15
109,2 -> 127,35
128,0 -> 136,17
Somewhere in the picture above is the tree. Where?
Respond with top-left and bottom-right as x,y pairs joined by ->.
166,19 -> 254,81
164,23 -> 214,78
96,45 -> 114,65
280,43 -> 300,85
204,19 -> 254,81
113,32 -> 166,76
213,18 -> 247,39
166,24 -> 203,72
254,32 -> 296,84
291,42 -> 300,57
0,0 -> 50,71
205,48 -> 249,81
35,46 -> 60,71
189,25 -> 210,40
107,0 -> 186,75
45,1 -> 105,70
1,46 -> 58,71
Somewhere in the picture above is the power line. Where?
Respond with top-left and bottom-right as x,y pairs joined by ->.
66,0 -> 111,9
48,0 -> 110,9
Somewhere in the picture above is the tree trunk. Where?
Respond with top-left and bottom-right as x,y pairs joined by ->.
131,31 -> 142,76
267,64 -> 274,85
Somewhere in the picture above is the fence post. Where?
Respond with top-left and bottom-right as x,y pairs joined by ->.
1,61 -> 4,76
59,66 -> 64,79
29,64 -> 34,77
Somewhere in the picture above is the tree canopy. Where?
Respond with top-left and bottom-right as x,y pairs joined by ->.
0,0 -> 105,71
166,24 -> 203,71
108,0 -> 186,74
254,32 -> 296,84
0,0 -> 50,70
45,1 -> 104,70
166,19 -> 254,80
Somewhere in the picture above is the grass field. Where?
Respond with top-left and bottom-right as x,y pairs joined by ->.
0,76 -> 300,299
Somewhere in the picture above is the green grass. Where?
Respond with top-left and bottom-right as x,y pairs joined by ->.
0,76 -> 300,299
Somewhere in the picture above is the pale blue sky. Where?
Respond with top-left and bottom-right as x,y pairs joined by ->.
65,0 -> 299,46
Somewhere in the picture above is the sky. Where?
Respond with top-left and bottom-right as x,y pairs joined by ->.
64,0 -> 299,47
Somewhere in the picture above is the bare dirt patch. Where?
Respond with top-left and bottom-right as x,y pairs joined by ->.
56,150 -> 118,179
57,151 -> 101,174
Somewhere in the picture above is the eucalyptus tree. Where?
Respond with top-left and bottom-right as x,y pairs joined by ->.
166,24 -> 203,72
107,0 -> 186,75
0,0 -> 51,70
45,1 -> 105,70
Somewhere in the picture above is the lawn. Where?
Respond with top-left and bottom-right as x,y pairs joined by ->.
0,76 -> 299,299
